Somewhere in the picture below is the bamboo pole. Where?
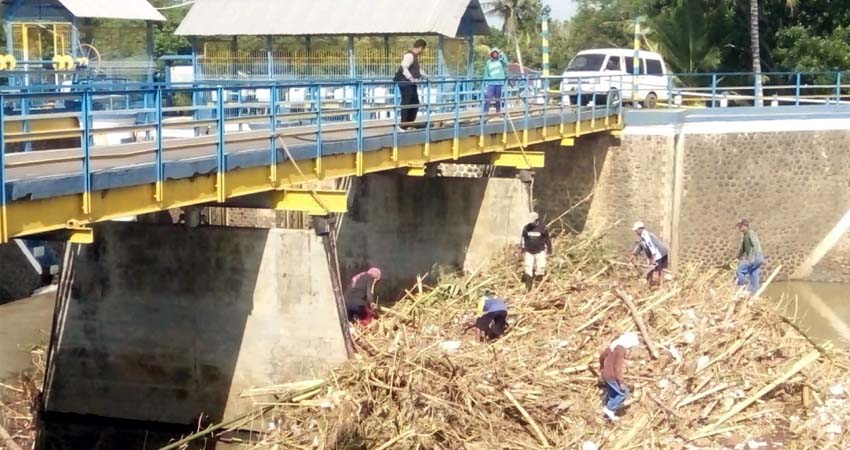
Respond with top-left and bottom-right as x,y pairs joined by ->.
504,389 -> 550,448
0,423 -> 24,450
690,350 -> 820,440
615,289 -> 660,359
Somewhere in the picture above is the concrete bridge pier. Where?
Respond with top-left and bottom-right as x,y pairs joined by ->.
42,223 -> 349,424
40,172 -> 533,425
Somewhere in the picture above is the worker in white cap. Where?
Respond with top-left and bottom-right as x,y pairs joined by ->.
629,221 -> 669,289
599,332 -> 640,421
520,211 -> 552,290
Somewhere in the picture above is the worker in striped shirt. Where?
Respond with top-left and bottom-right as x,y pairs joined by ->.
629,221 -> 669,288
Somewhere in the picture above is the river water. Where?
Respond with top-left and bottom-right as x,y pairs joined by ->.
766,281 -> 850,346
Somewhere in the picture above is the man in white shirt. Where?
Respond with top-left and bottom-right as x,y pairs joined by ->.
629,221 -> 669,288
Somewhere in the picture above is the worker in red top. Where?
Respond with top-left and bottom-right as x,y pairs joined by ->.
598,332 -> 640,422
344,267 -> 382,326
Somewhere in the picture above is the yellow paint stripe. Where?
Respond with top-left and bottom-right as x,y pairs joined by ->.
2,119 -> 620,242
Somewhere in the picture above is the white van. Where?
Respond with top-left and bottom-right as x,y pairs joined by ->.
560,49 -> 670,108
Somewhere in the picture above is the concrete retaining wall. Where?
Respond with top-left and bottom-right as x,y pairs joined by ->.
44,223 -> 347,424
538,109 -> 850,282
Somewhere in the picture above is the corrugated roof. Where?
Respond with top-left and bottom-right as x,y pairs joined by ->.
175,0 -> 489,37
56,0 -> 166,21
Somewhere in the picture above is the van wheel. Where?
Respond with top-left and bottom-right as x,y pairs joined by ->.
607,89 -> 620,107
643,92 -> 658,109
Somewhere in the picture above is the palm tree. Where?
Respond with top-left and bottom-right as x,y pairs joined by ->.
750,0 -> 763,104
484,0 -> 544,72
750,0 -> 799,105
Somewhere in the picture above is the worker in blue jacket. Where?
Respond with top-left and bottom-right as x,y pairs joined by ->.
469,295 -> 509,340
483,48 -> 509,114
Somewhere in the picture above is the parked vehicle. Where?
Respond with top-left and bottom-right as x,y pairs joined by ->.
560,49 -> 670,108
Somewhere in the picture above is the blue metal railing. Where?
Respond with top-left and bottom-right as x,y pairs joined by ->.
1,70 -> 850,226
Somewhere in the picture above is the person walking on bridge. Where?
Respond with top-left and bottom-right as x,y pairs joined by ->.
521,212 -> 552,289
735,219 -> 764,295
344,267 -> 382,326
394,39 -> 429,130
483,47 -> 508,114
630,221 -> 669,289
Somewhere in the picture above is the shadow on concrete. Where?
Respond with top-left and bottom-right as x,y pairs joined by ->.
44,222 -> 262,425
534,134 -> 615,233
337,173 -> 522,300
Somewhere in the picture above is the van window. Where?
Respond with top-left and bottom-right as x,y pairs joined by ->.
567,54 -> 606,72
646,59 -> 664,75
624,57 -> 646,75
605,56 -> 622,71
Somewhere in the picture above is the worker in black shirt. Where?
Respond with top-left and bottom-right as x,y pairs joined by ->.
393,39 -> 428,129
521,212 -> 552,289
344,267 -> 382,326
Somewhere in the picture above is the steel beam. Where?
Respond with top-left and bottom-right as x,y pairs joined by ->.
272,189 -> 348,215
491,151 -> 545,169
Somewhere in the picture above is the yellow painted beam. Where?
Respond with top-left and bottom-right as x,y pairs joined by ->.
491,151 -> 545,169
1,120 -> 620,243
272,189 -> 348,215
560,137 -> 575,147
407,166 -> 426,177
66,221 -> 93,244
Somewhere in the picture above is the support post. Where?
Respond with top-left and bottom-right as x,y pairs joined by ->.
70,17 -> 79,58
230,36 -> 238,78
306,36 -> 312,79
348,35 -> 355,79
145,21 -> 155,83
384,35 -> 390,77
266,36 -> 274,79
541,13 -> 550,77
216,86 -> 226,203
466,35 -> 474,79
438,35 -> 446,79
155,88 -> 164,203
632,16 -> 641,105
81,90 -> 92,214
0,95 -> 6,243
3,21 -> 12,57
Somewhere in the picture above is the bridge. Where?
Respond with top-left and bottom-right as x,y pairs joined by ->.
0,77 -> 623,244
3,69 -> 850,426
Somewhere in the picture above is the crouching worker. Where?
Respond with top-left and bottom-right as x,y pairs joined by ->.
469,295 -> 509,340
344,267 -> 382,326
599,332 -> 640,422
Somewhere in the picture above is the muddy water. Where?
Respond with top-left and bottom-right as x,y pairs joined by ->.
766,281 -> 850,346
0,292 -> 55,380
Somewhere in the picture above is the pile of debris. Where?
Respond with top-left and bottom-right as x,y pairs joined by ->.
0,347 -> 44,450
226,231 -> 850,450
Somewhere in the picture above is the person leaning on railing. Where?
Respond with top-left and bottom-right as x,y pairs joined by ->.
483,47 -> 508,114
393,39 -> 429,130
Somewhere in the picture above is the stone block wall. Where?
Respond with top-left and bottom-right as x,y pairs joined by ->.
534,132 -> 674,254
546,114 -> 850,282
677,129 -> 850,279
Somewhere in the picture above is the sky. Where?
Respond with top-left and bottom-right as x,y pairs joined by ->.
488,0 -> 577,28
545,0 -> 577,20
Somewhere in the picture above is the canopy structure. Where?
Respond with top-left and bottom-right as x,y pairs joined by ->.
176,0 -> 490,80
1,0 -> 165,22
1,0 -> 164,85
175,0 -> 489,37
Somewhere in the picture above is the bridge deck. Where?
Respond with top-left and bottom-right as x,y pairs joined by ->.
0,94 -> 621,242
